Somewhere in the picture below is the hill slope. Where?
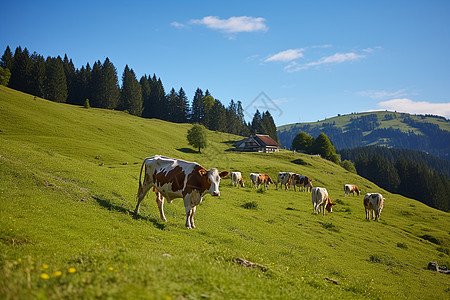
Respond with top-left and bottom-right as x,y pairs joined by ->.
277,111 -> 450,159
1,86 -> 449,299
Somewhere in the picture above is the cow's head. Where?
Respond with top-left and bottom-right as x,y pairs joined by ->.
325,200 -> 337,212
355,187 -> 361,196
204,168 -> 229,196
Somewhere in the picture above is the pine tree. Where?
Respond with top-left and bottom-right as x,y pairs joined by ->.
119,65 -> 143,116
1,46 -> 13,70
209,100 -> 227,131
251,110 -> 263,134
44,56 -> 68,102
90,58 -> 120,109
261,111 -> 278,142
29,52 -> 46,98
9,46 -> 32,93
63,54 -> 76,104
174,87 -> 189,123
190,88 -> 204,123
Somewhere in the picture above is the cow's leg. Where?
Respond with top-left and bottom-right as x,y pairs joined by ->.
189,206 -> 197,229
134,183 -> 152,215
155,192 -> 167,222
183,195 -> 193,229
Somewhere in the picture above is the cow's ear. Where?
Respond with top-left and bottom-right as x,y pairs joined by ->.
331,202 -> 337,206
219,171 -> 229,178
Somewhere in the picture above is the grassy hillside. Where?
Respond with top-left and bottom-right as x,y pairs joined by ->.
277,111 -> 450,159
278,111 -> 450,133
1,86 -> 449,299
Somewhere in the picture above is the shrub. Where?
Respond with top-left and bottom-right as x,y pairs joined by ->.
242,201 -> 259,210
397,242 -> 408,249
420,234 -> 441,245
84,98 -> 90,109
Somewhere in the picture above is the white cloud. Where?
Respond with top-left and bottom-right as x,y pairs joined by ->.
309,52 -> 364,66
170,21 -> 186,28
358,89 -> 408,100
283,52 -> 365,72
378,98 -> 450,118
265,48 -> 304,62
190,16 -> 268,33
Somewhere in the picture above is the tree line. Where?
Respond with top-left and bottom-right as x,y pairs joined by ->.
291,131 -> 357,173
0,45 -> 278,141
339,146 -> 450,212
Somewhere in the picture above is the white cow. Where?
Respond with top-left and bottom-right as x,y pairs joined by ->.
364,193 -> 385,221
249,173 -> 260,188
277,172 -> 293,190
312,187 -> 336,216
231,171 -> 245,187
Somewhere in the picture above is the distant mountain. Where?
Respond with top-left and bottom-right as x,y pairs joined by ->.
277,111 -> 450,160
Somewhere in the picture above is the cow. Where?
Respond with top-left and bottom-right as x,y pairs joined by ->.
276,172 -> 293,190
291,174 -> 313,192
312,187 -> 336,216
257,174 -> 274,190
249,173 -> 260,188
364,193 -> 385,222
134,155 -> 229,229
344,184 -> 360,196
231,171 -> 245,187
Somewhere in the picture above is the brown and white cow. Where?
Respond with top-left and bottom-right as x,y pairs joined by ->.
231,171 -> 245,187
257,174 -> 274,190
312,187 -> 336,216
344,184 -> 360,196
134,155 -> 228,229
291,174 -> 313,192
363,193 -> 385,222
276,172 -> 293,190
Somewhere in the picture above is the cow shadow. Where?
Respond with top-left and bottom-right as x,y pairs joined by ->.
176,148 -> 198,154
93,195 -> 166,230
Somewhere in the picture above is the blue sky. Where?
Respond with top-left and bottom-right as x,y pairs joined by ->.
2,0 -> 450,125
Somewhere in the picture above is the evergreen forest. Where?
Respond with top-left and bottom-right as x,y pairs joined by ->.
0,45 -> 278,142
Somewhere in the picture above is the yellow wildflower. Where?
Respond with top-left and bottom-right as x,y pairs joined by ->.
40,273 -> 50,279
52,270 -> 62,277
68,267 -> 76,273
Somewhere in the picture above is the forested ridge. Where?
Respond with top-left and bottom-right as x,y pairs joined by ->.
278,112 -> 449,160
0,45 -> 278,142
339,146 -> 449,211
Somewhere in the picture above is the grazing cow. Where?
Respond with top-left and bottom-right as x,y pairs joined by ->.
312,187 -> 336,216
231,171 -> 245,187
134,155 -> 228,229
291,174 -> 313,192
363,193 -> 385,222
344,184 -> 360,196
277,172 -> 293,190
257,174 -> 274,190
249,173 -> 260,188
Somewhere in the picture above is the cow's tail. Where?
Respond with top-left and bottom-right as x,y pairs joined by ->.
137,158 -> 147,194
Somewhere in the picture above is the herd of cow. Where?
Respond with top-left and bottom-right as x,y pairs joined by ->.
134,155 -> 385,229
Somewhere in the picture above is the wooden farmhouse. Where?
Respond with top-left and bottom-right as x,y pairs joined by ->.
234,134 -> 280,153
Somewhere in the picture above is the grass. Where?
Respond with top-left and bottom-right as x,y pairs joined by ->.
1,86 -> 449,299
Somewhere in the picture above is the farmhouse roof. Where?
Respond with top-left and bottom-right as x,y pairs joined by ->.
254,134 -> 279,147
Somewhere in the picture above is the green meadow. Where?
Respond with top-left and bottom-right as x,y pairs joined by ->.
1,86 -> 449,299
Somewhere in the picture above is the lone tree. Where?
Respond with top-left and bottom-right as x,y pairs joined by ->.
187,124 -> 207,153
291,131 -> 314,152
